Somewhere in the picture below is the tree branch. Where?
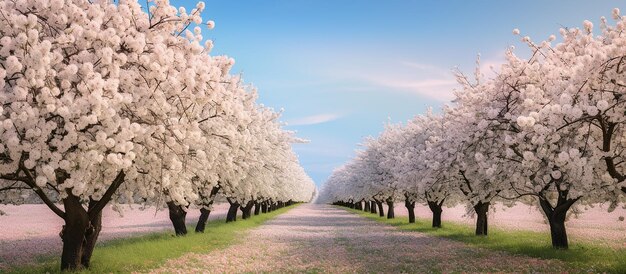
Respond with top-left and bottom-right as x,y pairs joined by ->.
88,170 -> 125,221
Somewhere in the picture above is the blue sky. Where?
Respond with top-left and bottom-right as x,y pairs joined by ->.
182,1 -> 624,187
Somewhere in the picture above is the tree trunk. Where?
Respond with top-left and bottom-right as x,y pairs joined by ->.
195,185 -> 220,233
80,200 -> 102,268
376,200 -> 384,217
386,199 -> 395,219
226,201 -> 239,222
538,196 -> 577,249
254,202 -> 261,215
364,200 -> 371,212
427,200 -> 443,228
241,201 -> 254,219
405,200 -> 416,223
245,201 -> 254,217
370,201 -> 377,214
474,201 -> 489,236
60,193 -> 89,271
261,201 -> 268,213
195,207 -> 211,233
167,201 -> 188,236
57,171 -> 125,271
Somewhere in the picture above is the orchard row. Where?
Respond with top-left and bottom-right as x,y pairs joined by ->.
0,0 -> 315,271
319,9 -> 626,250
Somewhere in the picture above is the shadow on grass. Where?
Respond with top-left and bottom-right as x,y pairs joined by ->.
346,207 -> 626,273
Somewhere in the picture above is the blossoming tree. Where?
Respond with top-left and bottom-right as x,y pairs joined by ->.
0,0 -> 316,270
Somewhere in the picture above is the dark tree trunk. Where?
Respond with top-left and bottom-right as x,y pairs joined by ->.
364,200 -> 371,212
355,201 -> 362,210
538,196 -> 578,249
226,200 -> 239,222
474,201 -> 489,236
80,200 -> 102,268
241,201 -> 254,219
167,201 -> 188,236
427,200 -> 443,228
405,200 -> 416,223
56,171 -> 125,271
370,201 -> 377,214
195,186 -> 220,233
60,193 -> 89,271
386,199 -> 395,219
261,201 -> 268,213
376,200 -> 384,217
254,201 -> 261,215
195,208 -> 211,233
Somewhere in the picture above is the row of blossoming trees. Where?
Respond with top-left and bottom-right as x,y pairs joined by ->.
0,0 -> 316,270
319,9 -> 626,250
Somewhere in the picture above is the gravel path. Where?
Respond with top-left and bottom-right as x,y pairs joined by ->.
0,203 -> 233,270
148,204 -> 569,273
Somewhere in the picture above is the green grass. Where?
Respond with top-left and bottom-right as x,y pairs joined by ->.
346,207 -> 626,273
8,205 -> 297,274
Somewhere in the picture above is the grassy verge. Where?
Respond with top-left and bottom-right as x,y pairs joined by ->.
346,207 -> 626,273
8,205 -> 298,274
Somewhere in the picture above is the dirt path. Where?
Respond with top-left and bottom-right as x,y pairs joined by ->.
148,204 -> 569,273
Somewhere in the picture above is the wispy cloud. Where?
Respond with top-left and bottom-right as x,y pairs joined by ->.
367,77 -> 458,101
287,113 -> 343,126
329,60 -> 458,101
280,45 -> 462,101
293,144 -> 353,158
400,61 -> 452,78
